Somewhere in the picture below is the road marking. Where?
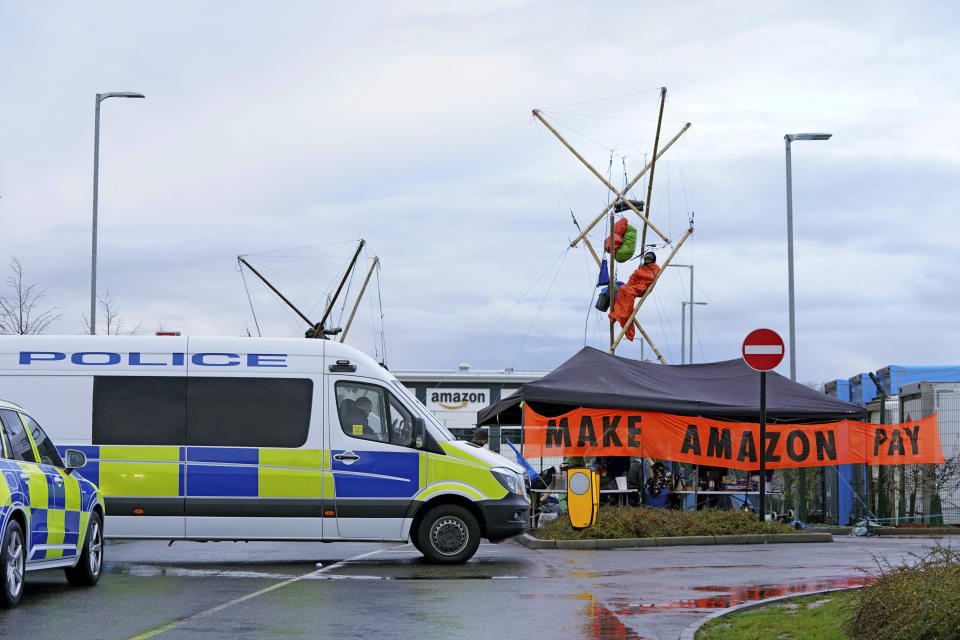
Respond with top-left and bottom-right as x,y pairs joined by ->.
308,573 -> 527,581
125,546 -> 399,640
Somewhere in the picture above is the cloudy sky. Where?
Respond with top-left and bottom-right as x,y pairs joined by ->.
1,1 -> 958,385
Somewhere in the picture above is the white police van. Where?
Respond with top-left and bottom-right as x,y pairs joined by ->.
0,335 -> 528,564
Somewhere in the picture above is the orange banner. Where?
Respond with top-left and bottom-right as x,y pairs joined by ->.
522,406 -> 944,470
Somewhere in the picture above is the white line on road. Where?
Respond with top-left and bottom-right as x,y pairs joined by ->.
126,546 -> 402,640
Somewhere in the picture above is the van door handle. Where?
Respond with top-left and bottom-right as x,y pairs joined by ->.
334,453 -> 359,461
19,473 -> 31,482
53,476 -> 64,486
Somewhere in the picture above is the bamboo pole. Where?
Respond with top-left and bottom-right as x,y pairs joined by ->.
317,239 -> 365,333
641,87 -> 667,251
608,212 -> 616,351
582,237 -> 667,364
610,227 -> 693,352
568,122 -> 691,247
582,236 -> 602,264
340,257 -> 379,343
238,256 -> 315,327
532,109 -> 670,243
633,322 -> 667,364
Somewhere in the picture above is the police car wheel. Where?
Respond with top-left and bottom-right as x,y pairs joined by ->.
416,505 -> 480,564
1,520 -> 25,608
65,512 -> 103,587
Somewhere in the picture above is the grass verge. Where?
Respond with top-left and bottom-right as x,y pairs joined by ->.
531,507 -> 797,540
696,543 -> 960,639
696,590 -> 856,640
844,543 -> 960,639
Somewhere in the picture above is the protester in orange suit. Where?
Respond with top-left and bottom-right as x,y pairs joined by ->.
608,251 -> 659,341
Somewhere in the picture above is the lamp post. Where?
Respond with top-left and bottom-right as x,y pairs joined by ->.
91,91 -> 145,334
681,301 -> 708,364
785,131 -> 831,522
667,263 -> 705,364
784,133 -> 831,379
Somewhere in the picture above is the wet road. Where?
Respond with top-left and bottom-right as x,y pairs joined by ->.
3,536 -> 951,639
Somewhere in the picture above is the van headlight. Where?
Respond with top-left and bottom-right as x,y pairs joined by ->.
492,467 -> 525,497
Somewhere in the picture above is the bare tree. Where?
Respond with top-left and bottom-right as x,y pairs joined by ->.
901,457 -> 960,521
0,258 -> 61,334
82,291 -> 141,335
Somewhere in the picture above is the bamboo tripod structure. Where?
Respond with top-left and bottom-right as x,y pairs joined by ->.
533,89 -> 693,358
238,240 -> 380,341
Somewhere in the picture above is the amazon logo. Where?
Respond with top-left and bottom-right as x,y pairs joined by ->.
429,390 -> 487,410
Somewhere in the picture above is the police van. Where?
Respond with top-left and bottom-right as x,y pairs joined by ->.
1,398 -> 105,607
0,335 -> 529,564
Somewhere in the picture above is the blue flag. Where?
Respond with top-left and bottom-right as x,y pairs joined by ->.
504,437 -> 542,486
597,259 -> 609,287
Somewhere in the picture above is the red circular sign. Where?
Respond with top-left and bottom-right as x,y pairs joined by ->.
742,329 -> 785,371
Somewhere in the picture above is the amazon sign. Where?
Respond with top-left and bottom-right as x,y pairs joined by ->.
522,405 -> 945,470
425,388 -> 492,429
428,389 -> 489,410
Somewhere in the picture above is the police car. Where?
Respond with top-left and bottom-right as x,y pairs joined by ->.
0,399 -> 105,607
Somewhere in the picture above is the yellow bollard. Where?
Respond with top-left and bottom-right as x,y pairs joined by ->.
567,467 -> 599,530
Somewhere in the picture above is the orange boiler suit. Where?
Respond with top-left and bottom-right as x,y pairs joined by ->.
608,262 -> 660,341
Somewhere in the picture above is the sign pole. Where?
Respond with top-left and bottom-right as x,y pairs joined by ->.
759,371 -> 766,522
741,328 -> 784,523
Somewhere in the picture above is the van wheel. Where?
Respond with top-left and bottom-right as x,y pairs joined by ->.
415,505 -> 480,564
1,520 -> 25,608
65,512 -> 103,587
410,532 -> 425,554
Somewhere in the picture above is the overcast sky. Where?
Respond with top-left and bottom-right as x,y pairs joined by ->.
2,1 -> 958,385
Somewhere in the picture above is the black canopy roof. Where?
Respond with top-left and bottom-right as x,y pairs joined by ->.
478,347 -> 867,425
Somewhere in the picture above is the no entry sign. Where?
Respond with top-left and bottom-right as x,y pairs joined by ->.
742,329 -> 785,372
742,328 -> 785,521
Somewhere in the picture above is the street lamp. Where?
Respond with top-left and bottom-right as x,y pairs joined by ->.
784,132 -> 831,380
681,301 -> 708,365
785,131 -> 831,523
91,91 -> 145,334
667,263 -> 704,364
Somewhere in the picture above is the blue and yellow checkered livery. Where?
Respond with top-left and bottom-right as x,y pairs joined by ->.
0,461 -> 100,561
61,446 -> 334,517
60,443 -> 510,520
1,401 -> 104,566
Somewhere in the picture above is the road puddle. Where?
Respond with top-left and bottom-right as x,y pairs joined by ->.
607,575 -> 873,615
571,594 -> 647,639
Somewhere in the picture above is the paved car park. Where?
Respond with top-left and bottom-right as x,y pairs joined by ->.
5,536 -> 953,639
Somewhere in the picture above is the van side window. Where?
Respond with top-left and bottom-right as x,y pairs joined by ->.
336,382 -> 415,447
92,376 -> 313,448
19,414 -> 64,468
187,377 -> 312,447
336,383 -> 388,443
94,376 -> 187,445
0,409 -> 36,463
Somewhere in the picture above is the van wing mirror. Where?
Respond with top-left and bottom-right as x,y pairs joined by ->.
64,449 -> 87,473
414,417 -> 426,449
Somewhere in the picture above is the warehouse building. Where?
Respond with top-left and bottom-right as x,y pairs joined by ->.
825,364 -> 960,525
393,363 -> 547,451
